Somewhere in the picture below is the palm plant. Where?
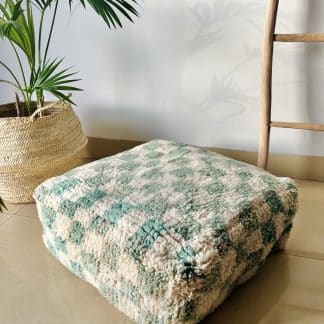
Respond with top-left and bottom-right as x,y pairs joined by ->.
0,0 -> 139,116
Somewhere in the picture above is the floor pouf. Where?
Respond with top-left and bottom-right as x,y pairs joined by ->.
34,140 -> 298,323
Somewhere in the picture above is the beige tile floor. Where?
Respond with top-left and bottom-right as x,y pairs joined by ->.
0,179 -> 323,324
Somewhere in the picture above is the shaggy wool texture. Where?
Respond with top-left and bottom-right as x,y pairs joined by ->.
34,140 -> 298,323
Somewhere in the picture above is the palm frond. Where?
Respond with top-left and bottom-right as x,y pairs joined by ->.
0,0 -> 36,68
69,0 -> 139,28
29,58 -> 82,104
32,0 -> 54,11
0,0 -> 141,114
0,0 -> 23,35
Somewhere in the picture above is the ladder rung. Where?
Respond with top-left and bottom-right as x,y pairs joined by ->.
271,121 -> 324,131
274,33 -> 324,42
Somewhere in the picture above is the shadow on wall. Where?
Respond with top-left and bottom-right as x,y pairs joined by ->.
91,0 -> 266,149
82,103 -> 240,150
185,2 -> 264,57
71,1 -> 324,155
306,0 -> 324,155
183,2 -> 263,122
84,105 -> 173,141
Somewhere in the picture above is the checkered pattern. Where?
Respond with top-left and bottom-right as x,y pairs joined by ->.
34,140 -> 298,323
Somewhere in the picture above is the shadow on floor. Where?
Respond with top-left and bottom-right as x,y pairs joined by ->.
204,253 -> 289,323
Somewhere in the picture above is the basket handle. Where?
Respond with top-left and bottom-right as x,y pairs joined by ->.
30,94 -> 72,121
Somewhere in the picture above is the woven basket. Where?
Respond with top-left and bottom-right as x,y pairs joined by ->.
0,101 -> 88,203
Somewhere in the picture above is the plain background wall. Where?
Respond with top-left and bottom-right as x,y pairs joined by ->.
2,0 -> 324,156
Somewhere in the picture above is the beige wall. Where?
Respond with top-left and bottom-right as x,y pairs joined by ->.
2,0 -> 324,157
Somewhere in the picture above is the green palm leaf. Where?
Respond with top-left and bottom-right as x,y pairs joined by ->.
30,58 -> 82,104
69,0 -> 139,28
0,0 -> 35,67
32,0 -> 54,11
0,0 -> 140,114
0,0 -> 23,36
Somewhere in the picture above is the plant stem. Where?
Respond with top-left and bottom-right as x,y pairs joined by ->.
37,8 -> 46,106
44,0 -> 59,66
0,60 -> 23,90
26,0 -> 35,70
38,10 -> 45,67
9,42 -> 27,89
25,92 -> 32,115
15,93 -> 22,117
0,79 -> 19,89
0,61 -> 29,112
0,197 -> 7,213
27,0 -> 36,113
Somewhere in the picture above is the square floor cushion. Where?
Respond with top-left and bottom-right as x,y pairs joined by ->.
34,140 -> 298,323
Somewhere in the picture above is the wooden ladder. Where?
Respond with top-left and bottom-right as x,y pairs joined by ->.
257,0 -> 324,169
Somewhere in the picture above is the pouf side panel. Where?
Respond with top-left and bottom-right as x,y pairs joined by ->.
35,182 -> 297,323
169,180 -> 298,322
36,201 -> 180,323
40,222 -> 145,322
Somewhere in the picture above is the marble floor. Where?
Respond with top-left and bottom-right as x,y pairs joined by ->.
0,180 -> 323,324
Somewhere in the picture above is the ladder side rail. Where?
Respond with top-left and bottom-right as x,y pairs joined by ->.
258,0 -> 280,169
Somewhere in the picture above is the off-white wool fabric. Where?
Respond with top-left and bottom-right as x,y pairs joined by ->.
34,140 -> 298,323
